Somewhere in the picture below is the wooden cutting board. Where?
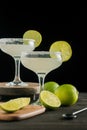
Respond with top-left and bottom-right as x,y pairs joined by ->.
0,82 -> 39,96
0,105 -> 46,121
0,82 -> 39,101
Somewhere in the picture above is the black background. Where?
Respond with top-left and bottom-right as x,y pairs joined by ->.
0,2 -> 86,92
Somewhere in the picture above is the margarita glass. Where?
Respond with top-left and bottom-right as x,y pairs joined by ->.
21,51 -> 62,101
0,38 -> 35,87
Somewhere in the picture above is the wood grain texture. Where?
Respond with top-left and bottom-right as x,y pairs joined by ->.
0,93 -> 87,130
0,105 -> 45,121
0,82 -> 39,96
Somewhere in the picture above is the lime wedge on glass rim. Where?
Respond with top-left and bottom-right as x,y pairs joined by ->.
0,97 -> 31,112
23,30 -> 42,47
49,41 -> 72,62
40,90 -> 61,109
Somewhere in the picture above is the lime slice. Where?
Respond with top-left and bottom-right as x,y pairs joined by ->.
49,41 -> 72,62
23,30 -> 42,47
40,90 -> 61,109
0,97 -> 31,112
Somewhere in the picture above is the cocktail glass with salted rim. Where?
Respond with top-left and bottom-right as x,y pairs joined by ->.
0,38 -> 35,87
21,51 -> 62,102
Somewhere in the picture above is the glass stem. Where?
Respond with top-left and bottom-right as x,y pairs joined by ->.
13,58 -> 21,83
37,73 -> 46,93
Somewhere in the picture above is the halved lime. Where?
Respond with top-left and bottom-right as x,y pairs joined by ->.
49,41 -> 72,62
0,97 -> 31,112
40,90 -> 61,109
23,30 -> 42,47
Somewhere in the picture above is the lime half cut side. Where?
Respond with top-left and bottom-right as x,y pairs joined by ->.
49,41 -> 72,62
0,97 -> 31,112
40,90 -> 61,109
23,30 -> 42,47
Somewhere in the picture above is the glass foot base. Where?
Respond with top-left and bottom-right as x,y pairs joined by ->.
32,98 -> 42,106
6,81 -> 28,87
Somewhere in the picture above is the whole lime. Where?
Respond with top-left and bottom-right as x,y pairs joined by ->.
44,81 -> 59,93
54,84 -> 79,106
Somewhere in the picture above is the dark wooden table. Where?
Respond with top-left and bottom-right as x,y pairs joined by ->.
0,93 -> 87,130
